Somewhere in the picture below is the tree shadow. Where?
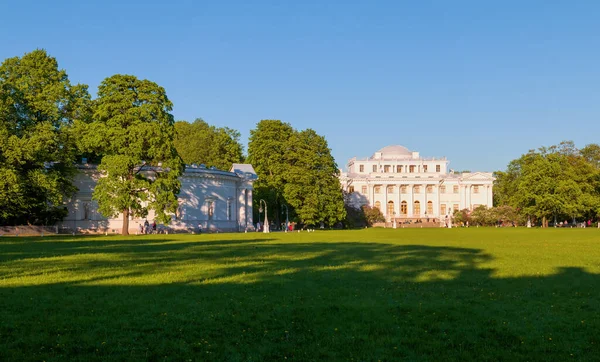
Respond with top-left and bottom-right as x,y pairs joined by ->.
0,237 -> 599,361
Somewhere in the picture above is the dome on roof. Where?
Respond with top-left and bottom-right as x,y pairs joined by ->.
377,145 -> 412,156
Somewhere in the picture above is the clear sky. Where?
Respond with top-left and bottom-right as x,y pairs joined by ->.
1,0 -> 598,172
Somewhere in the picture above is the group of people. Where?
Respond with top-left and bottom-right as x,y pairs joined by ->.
139,220 -> 157,234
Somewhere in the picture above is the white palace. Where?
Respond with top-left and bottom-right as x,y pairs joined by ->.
340,145 -> 494,222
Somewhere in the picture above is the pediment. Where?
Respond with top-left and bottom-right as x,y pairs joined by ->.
461,172 -> 494,181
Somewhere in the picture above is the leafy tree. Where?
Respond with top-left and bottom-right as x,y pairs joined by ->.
247,120 -> 346,226
362,205 -> 385,226
83,75 -> 184,235
0,49 -> 91,225
174,118 -> 243,170
494,141 -> 600,226
247,120 -> 295,224
283,129 -> 346,226
452,209 -> 470,225
581,144 -> 600,169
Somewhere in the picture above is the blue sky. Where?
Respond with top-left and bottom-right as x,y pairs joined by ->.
1,0 -> 599,172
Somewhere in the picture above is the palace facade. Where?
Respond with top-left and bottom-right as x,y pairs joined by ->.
57,163 -> 257,233
340,145 -> 494,221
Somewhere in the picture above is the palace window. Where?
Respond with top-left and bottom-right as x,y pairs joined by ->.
387,185 -> 394,194
441,204 -> 447,215
473,185 -> 479,194
414,201 -> 421,215
453,185 -> 459,194
387,201 -> 394,218
375,201 -> 381,210
207,200 -> 215,220
414,186 -> 420,193
397,165 -> 402,173
440,185 -> 446,193
453,204 -> 459,212
374,186 -> 381,194
359,165 -> 364,172
372,165 -> 377,172
401,185 -> 407,194
361,186 -> 367,194
436,165 -> 441,172
426,185 -> 433,193
400,201 -> 407,215
423,165 -> 428,173
409,165 -> 415,173
427,201 -> 433,214
348,186 -> 355,193
384,165 -> 390,173
82,202 -> 90,220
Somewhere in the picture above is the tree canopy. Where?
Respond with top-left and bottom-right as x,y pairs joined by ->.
81,74 -> 184,234
494,141 -> 600,226
0,49 -> 91,225
174,118 -> 244,171
247,120 -> 346,227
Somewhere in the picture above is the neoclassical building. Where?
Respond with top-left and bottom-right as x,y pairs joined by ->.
57,163 -> 257,233
340,145 -> 494,221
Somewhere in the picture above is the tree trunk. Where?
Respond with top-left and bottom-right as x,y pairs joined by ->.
122,208 -> 130,235
542,216 -> 547,228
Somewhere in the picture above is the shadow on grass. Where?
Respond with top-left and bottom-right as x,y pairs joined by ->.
0,237 -> 599,361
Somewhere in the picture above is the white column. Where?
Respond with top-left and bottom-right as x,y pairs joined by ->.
407,184 -> 413,216
459,185 -> 465,210
466,185 -> 471,210
238,188 -> 246,231
385,184 -> 389,219
371,184 -> 375,208
246,189 -> 253,227
397,183 -> 401,217
487,185 -> 493,207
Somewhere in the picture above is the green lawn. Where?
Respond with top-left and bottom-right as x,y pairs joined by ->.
1,228 -> 599,361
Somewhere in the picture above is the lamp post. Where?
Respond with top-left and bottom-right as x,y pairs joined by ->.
259,199 -> 270,233
282,204 -> 289,232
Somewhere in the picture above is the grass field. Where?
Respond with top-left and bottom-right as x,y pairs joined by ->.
1,228 -> 599,361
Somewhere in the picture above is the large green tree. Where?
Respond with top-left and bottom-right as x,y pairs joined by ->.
0,49 -> 91,225
284,129 -> 346,226
494,141 -> 600,226
247,120 -> 346,227
247,120 -> 295,225
174,118 -> 243,170
82,75 -> 184,235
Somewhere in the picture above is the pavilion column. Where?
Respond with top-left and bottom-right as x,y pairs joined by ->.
459,185 -> 465,210
487,185 -> 493,207
246,189 -> 253,227
238,188 -> 246,231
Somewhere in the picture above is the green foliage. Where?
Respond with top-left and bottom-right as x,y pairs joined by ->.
247,120 -> 295,224
452,208 -> 470,225
0,50 -> 91,224
494,141 -> 600,225
248,120 -> 346,226
174,118 -> 244,170
362,205 -> 385,226
284,129 -> 346,226
82,75 -> 184,234
343,204 -> 367,228
470,205 -> 523,226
